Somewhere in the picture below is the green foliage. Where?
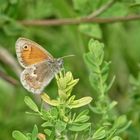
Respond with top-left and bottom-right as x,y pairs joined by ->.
13,71 -> 92,140
125,73 -> 140,139
84,39 -> 131,139
0,0 -> 140,140
24,96 -> 39,113
12,125 -> 38,140
41,71 -> 92,109
12,39 -> 133,140
79,24 -> 102,39
84,39 -> 115,97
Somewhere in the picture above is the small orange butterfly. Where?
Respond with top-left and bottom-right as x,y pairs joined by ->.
16,37 -> 63,94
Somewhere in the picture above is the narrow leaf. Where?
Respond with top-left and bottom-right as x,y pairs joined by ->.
41,93 -> 59,106
68,96 -> 92,108
44,129 -> 52,136
68,123 -> 91,132
24,96 -> 39,112
32,125 -> 38,140
92,127 -> 106,139
12,131 -> 28,140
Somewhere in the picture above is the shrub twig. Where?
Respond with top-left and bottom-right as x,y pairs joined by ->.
19,15 -> 140,26
0,70 -> 18,86
88,0 -> 116,18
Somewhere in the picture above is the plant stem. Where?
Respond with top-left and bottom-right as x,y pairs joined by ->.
88,0 -> 116,18
19,15 -> 140,26
0,70 -> 18,86
74,133 -> 78,140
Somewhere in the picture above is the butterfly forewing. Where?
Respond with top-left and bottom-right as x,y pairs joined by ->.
16,37 -> 53,68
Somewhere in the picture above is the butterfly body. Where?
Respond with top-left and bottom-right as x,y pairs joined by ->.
16,37 -> 63,94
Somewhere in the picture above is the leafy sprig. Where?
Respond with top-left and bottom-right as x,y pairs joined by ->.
84,39 -> 131,139
41,71 -> 92,109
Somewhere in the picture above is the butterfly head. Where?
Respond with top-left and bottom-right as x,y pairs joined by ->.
55,58 -> 63,71
48,58 -> 63,73
56,58 -> 63,67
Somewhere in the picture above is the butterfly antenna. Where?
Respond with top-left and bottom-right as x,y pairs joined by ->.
60,54 -> 75,59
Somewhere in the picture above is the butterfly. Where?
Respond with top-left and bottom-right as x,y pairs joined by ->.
16,37 -> 63,94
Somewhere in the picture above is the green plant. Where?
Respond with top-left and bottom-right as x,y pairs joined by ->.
12,71 -> 92,140
125,73 -> 140,139
12,39 -> 131,140
0,1 -> 140,140
84,39 -> 131,139
84,40 -> 131,140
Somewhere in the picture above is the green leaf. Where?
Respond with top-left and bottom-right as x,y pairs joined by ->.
41,122 -> 53,127
101,2 -> 128,17
68,96 -> 93,108
26,0 -> 54,19
50,107 -> 58,118
72,0 -> 95,15
88,39 -> 104,59
44,129 -> 52,136
41,93 -> 59,106
25,112 -> 40,116
31,125 -> 38,140
89,74 -> 100,91
73,0 -> 88,11
58,77 -> 67,89
67,95 -> 76,104
111,136 -> 123,140
101,61 -> 110,73
74,115 -> 89,123
58,90 -> 68,100
84,54 -> 100,73
79,24 -> 102,39
74,109 -> 89,123
85,39 -> 104,67
65,71 -> 73,82
68,123 -> 91,132
41,108 -> 58,121
12,131 -> 28,140
106,76 -> 116,92
67,79 -> 79,88
116,121 -> 132,134
113,115 -> 127,129
24,96 -> 39,112
108,101 -> 117,110
55,120 -> 67,133
76,109 -> 89,118
92,127 -> 106,139
65,79 -> 79,93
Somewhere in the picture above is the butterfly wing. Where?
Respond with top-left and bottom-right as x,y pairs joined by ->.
16,37 -> 53,68
20,60 -> 55,94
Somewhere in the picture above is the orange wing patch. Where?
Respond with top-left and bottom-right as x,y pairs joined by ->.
21,44 -> 50,66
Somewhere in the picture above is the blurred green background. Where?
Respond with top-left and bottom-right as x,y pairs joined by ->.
0,0 -> 140,139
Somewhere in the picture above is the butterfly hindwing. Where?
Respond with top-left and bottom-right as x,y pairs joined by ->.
20,60 -> 55,94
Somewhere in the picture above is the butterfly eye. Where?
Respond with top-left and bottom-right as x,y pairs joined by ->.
23,45 -> 29,50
